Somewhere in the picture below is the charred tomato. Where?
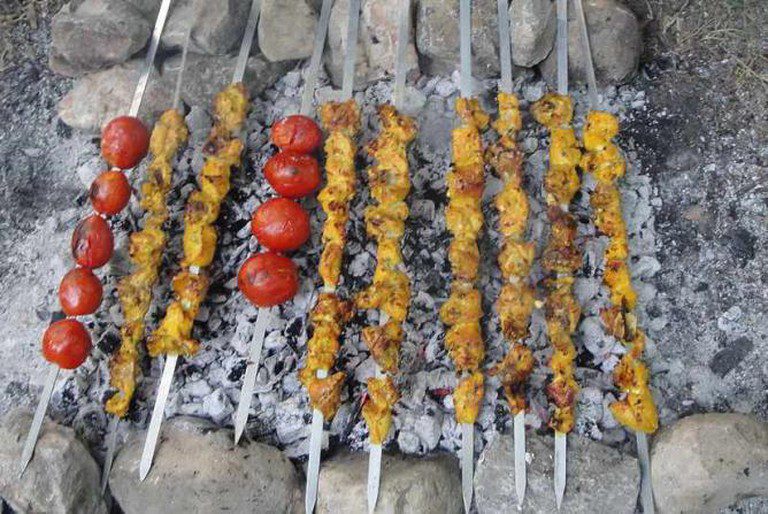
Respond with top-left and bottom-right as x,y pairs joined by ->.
264,151 -> 321,199
58,268 -> 103,316
42,318 -> 92,369
72,215 -> 114,268
90,170 -> 131,215
101,116 -> 150,170
270,115 -> 322,154
251,198 -> 310,253
238,252 -> 299,307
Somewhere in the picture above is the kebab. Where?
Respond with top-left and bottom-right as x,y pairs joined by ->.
571,1 -> 658,511
100,20 -> 195,493
137,0 -> 261,480
302,1 -> 363,512
357,1 -> 416,510
232,0 -> 333,445
531,0 -> 583,506
486,0 -> 535,507
17,0 -> 173,476
437,1 -> 488,511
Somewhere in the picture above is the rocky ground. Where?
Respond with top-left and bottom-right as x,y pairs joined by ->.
0,0 -> 767,512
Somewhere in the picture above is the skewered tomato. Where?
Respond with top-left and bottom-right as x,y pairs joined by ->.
42,318 -> 92,369
72,215 -> 114,268
58,268 -> 103,316
271,115 -> 322,153
101,116 -> 150,169
238,252 -> 299,307
90,170 -> 131,215
264,151 -> 321,198
252,198 -> 310,252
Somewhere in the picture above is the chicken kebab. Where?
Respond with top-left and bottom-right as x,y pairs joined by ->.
571,0 -> 658,511
437,1 -> 489,511
356,2 -> 417,510
233,0 -> 334,445
301,1 -> 363,512
484,0 -> 536,506
531,0 -> 584,506
137,0 -> 261,480
100,18 -> 198,492
18,0 -> 174,476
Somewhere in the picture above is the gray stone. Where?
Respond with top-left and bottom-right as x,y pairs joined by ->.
109,416 -> 302,513
416,0 -> 499,78
316,450 -> 462,513
475,432 -> 639,513
510,0 -> 557,67
539,0 -> 641,85
50,0 -> 151,77
161,0 -> 250,55
125,0 -> 162,19
259,0 -> 318,62
162,52 -> 293,109
652,414 -> 768,513
0,409 -> 107,514
57,59 -> 174,132
325,0 -> 420,89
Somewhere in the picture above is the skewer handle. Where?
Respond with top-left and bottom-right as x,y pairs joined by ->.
233,307 -> 271,444
130,0 -> 174,117
139,353 -> 178,481
18,365 -> 59,477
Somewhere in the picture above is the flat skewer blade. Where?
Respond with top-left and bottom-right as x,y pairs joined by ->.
391,0 -> 411,111
231,0 -> 261,84
18,365 -> 59,477
636,432 -> 655,513
129,0 -> 173,117
554,431 -> 566,510
555,0 -> 568,95
139,354 -> 178,481
513,412 -> 526,509
299,0 -> 334,116
367,443 -> 383,514
340,0 -> 362,100
458,0 -> 473,99
101,416 -> 120,494
496,0 -> 513,93
305,369 -> 327,514
461,422 -> 474,514
233,307 -> 270,444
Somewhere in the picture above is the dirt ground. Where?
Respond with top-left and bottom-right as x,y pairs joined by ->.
1,0 -> 767,449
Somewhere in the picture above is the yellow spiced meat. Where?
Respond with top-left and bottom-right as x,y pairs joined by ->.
356,105 -> 416,443
147,84 -> 248,359
442,97 -> 489,424
582,110 -> 658,433
105,109 -> 188,418
532,93 -> 583,433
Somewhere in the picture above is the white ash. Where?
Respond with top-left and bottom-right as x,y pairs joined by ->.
46,65 -> 660,461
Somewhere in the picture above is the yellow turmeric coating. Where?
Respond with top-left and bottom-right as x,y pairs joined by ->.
147,84 -> 248,358
582,110 -> 658,433
455,372 -> 484,424
106,109 -> 188,418
362,376 -> 400,444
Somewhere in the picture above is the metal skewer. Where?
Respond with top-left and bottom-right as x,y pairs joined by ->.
554,0 -> 569,509
101,16 -> 195,494
571,0 -> 654,511
138,0 -> 262,481
457,2 -> 476,512
495,0 -> 528,507
305,2 -> 362,512
18,0 -> 176,480
233,0 -> 335,446
365,2 -> 411,512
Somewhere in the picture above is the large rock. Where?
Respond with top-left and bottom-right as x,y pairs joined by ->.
416,0 -> 498,78
0,409 -> 107,514
259,0 -> 318,62
162,52 -> 293,108
161,0 -> 250,55
316,450 -> 462,513
652,414 -> 768,513
475,432 -> 639,513
50,0 -> 151,77
539,0 -> 641,85
110,416 -> 302,513
510,0 -> 557,67
325,0 -> 420,89
57,59 -> 174,132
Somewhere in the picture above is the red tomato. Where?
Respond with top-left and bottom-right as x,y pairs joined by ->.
72,215 -> 114,269
271,115 -> 322,153
252,198 -> 310,252
90,170 -> 131,215
238,252 -> 299,307
58,268 -> 103,316
101,116 -> 150,169
42,319 -> 92,369
264,151 -> 321,199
